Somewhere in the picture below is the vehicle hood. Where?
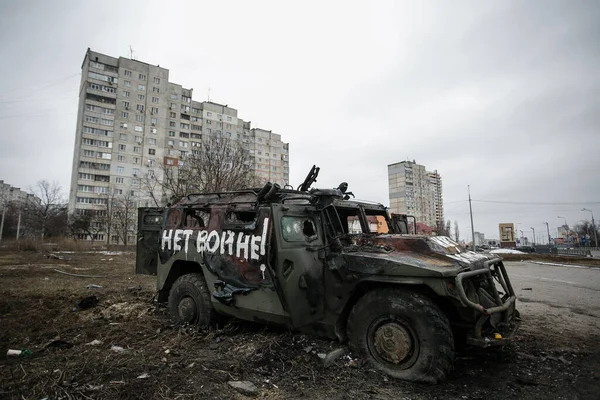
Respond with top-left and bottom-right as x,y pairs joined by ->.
339,234 -> 494,278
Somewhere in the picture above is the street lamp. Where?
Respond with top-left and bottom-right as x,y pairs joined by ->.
557,216 -> 568,228
530,227 -> 536,246
544,222 -> 551,245
582,208 -> 598,248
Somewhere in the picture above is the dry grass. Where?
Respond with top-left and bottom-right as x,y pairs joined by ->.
0,249 -> 599,399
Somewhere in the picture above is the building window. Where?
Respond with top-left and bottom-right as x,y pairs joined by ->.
148,138 -> 156,145
123,90 -> 130,97
120,122 -> 128,129
179,141 -> 188,148
148,148 -> 156,155
124,80 -> 131,87
124,70 -> 132,77
134,146 -> 141,153
117,166 -> 124,173
136,114 -> 144,122
170,112 -> 176,118
168,131 -> 175,137
227,116 -> 232,121
170,94 -> 177,100
207,112 -> 212,117
135,126 -> 143,132
153,77 -> 160,84
180,123 -> 189,129
137,104 -> 144,112
151,107 -> 158,114
117,155 -> 125,161
151,96 -> 159,103
138,84 -> 145,91
132,168 -> 139,176
120,111 -> 128,118
119,133 -> 127,140
151,117 -> 157,125
122,101 -> 130,109
167,139 -> 174,146
169,121 -> 176,127
118,144 -> 126,151
139,74 -> 146,80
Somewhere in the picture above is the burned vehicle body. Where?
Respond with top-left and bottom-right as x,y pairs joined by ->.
136,172 -> 519,383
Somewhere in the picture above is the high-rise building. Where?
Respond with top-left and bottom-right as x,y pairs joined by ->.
68,49 -> 289,242
387,160 -> 444,231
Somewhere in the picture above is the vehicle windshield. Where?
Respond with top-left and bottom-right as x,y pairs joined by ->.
324,205 -> 392,236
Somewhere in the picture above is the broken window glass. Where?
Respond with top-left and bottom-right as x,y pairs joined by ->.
281,216 -> 317,242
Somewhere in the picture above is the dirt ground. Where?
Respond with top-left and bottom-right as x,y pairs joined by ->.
1,249 -> 599,399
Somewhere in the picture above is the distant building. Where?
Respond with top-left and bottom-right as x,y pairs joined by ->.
0,180 -> 41,210
387,160 -> 443,232
474,231 -> 485,246
68,49 -> 289,242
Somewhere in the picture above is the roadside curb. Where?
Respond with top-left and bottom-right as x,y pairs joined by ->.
526,260 -> 600,270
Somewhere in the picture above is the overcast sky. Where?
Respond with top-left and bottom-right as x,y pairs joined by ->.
0,0 -> 598,242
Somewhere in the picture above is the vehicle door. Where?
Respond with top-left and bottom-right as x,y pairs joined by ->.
271,203 -> 325,327
136,207 -> 164,275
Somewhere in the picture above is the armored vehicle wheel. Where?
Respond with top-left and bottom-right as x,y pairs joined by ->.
347,289 -> 454,383
168,273 -> 214,326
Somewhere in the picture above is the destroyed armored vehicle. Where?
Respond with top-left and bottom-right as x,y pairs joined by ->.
136,166 -> 519,383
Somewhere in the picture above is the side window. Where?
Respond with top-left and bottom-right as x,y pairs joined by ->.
281,216 -> 317,242
223,210 -> 258,230
183,209 -> 210,228
165,209 -> 182,229
143,214 -> 162,226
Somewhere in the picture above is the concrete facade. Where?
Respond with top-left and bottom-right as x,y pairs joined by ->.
69,49 -> 289,241
0,180 -> 41,210
387,160 -> 444,231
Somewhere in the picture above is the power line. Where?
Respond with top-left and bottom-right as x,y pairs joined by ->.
0,73 -> 80,96
472,199 -> 600,206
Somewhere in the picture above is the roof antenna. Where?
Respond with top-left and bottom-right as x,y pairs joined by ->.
129,45 -> 135,60
207,86 -> 211,102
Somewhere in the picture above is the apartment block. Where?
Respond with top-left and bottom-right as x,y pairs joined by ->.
387,160 -> 444,231
68,49 -> 289,241
0,180 -> 41,210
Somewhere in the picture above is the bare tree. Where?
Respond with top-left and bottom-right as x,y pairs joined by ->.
110,190 -> 138,245
143,133 -> 256,203
445,220 -> 452,238
68,210 -> 106,243
454,220 -> 460,242
29,180 -> 67,240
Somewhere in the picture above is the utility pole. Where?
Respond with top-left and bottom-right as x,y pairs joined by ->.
530,227 -> 536,246
0,202 -> 5,243
582,208 -> 598,248
468,185 -> 475,250
544,222 -> 551,245
16,209 -> 21,240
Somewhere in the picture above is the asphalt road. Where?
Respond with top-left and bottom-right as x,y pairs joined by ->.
504,261 -> 600,345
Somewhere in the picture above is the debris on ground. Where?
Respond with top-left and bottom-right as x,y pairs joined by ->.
6,349 -> 32,357
110,345 -> 128,353
86,284 -> 103,289
86,339 -> 102,346
137,373 -> 150,379
228,381 -> 258,396
322,347 -> 349,368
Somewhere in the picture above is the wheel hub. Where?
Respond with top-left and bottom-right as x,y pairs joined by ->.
373,322 -> 414,364
178,296 -> 197,322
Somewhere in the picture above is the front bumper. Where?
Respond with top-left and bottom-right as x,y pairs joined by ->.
455,258 -> 520,347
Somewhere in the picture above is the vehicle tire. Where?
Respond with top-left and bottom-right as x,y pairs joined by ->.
347,288 -> 454,383
168,273 -> 214,327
